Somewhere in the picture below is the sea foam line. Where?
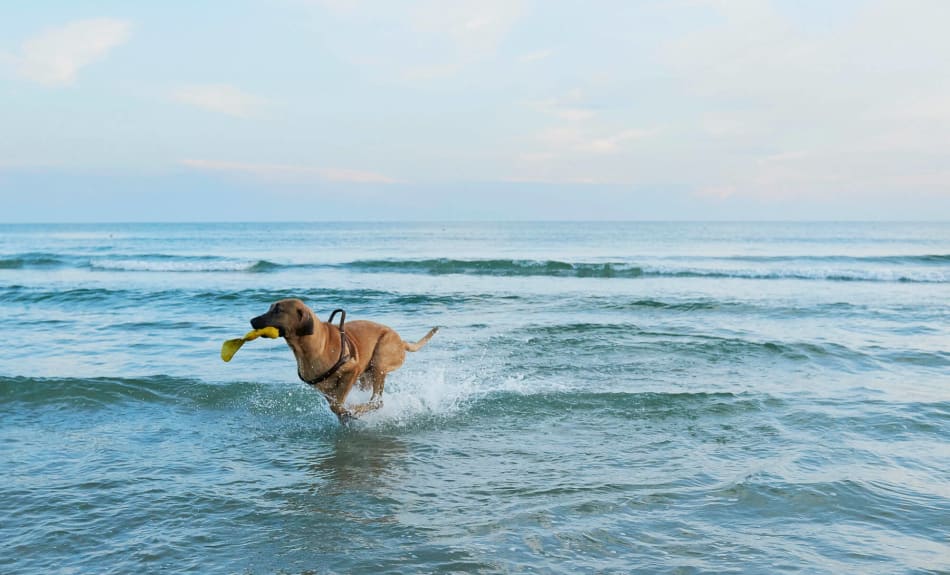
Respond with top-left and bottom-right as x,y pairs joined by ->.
2,252 -> 947,282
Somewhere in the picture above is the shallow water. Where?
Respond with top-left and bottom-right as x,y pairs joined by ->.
1,222 -> 948,574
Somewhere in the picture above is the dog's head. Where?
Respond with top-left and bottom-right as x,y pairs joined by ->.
250,298 -> 315,338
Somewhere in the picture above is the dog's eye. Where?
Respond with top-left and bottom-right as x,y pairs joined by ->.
274,304 -> 281,313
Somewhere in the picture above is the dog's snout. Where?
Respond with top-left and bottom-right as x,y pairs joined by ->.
250,314 -> 267,330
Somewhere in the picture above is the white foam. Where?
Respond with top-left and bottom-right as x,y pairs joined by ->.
352,358 -> 576,428
89,258 -> 252,272
355,366 -> 477,426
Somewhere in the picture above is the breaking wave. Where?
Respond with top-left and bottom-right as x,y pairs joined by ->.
2,252 -> 947,282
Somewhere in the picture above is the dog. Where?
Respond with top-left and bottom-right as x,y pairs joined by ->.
250,298 -> 438,422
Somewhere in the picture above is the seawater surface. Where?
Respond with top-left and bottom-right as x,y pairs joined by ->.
1,222 -> 948,574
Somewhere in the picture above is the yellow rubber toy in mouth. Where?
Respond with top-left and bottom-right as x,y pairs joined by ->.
220,326 -> 280,362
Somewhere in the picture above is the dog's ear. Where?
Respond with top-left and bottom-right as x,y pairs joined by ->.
296,308 -> 314,337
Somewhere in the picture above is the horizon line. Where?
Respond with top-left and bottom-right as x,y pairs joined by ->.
2,219 -> 948,225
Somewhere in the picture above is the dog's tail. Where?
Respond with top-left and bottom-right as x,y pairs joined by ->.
404,327 -> 439,352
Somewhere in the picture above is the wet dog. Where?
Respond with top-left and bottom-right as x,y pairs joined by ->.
250,298 -> 438,422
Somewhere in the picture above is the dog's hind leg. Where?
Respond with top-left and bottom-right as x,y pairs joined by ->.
347,400 -> 383,417
343,331 -> 406,418
369,365 -> 387,404
345,367 -> 386,416
357,371 -> 373,391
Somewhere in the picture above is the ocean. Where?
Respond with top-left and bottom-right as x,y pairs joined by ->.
1,221 -> 948,574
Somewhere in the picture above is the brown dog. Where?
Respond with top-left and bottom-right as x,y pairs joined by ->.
250,298 -> 438,422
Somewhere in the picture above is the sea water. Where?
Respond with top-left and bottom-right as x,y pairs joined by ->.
1,222 -> 948,574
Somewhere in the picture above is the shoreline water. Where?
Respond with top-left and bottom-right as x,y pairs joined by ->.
2,222 -> 948,574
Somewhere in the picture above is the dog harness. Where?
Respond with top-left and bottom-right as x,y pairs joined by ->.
299,309 -> 352,385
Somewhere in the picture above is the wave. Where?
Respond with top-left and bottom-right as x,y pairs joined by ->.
504,322 -> 950,372
345,258 -> 645,277
0,253 -> 65,269
710,473 -> 949,540
463,390 -> 777,420
0,375 -> 319,412
0,375 -> 781,443
244,259 -> 285,273
6,376 -> 949,437
715,254 -> 950,265
607,298 -> 737,312
0,373 -> 742,410
0,374 -> 777,419
340,258 -> 950,283
600,298 -> 864,316
2,253 -> 946,282
0,252 -> 304,273
87,255 -> 286,273
0,285 -> 941,330
0,285 -> 440,310
0,253 -> 950,283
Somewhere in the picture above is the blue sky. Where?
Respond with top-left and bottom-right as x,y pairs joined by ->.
1,0 -> 948,221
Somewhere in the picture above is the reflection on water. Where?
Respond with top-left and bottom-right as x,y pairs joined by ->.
257,431 -> 474,574
309,431 -> 409,498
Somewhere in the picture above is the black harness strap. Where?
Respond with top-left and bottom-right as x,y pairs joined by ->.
299,309 -> 351,385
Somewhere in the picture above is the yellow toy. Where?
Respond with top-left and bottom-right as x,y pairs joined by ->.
221,326 -> 280,362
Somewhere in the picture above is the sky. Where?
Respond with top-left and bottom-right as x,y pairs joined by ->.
1,0 -> 948,221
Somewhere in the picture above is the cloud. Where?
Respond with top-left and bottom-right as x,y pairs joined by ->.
182,159 -> 400,184
694,185 -> 738,200
171,84 -> 265,118
530,90 -> 654,155
7,19 -> 131,86
531,96 -> 595,123
407,0 -> 525,77
664,1 -> 950,201
518,48 -> 553,64
503,175 -> 602,185
413,0 -> 524,54
402,62 -> 464,82
576,129 -> 654,154
305,0 -> 361,13
298,0 -> 526,82
507,88 -> 658,184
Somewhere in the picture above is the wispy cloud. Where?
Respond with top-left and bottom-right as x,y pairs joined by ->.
509,88 -> 658,184
531,96 -> 595,123
503,175 -> 602,185
301,0 -> 525,82
182,159 -> 400,184
7,19 -> 131,86
413,0 -> 524,55
694,185 -> 738,200
406,0 -> 525,79
306,0 -> 361,13
576,129 -> 654,154
171,84 -> 264,118
529,90 -> 655,155
402,62 -> 464,82
667,1 -> 950,202
518,48 -> 553,64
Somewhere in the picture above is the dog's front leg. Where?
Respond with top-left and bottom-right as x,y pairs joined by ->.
326,399 -> 355,424
325,372 -> 360,424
